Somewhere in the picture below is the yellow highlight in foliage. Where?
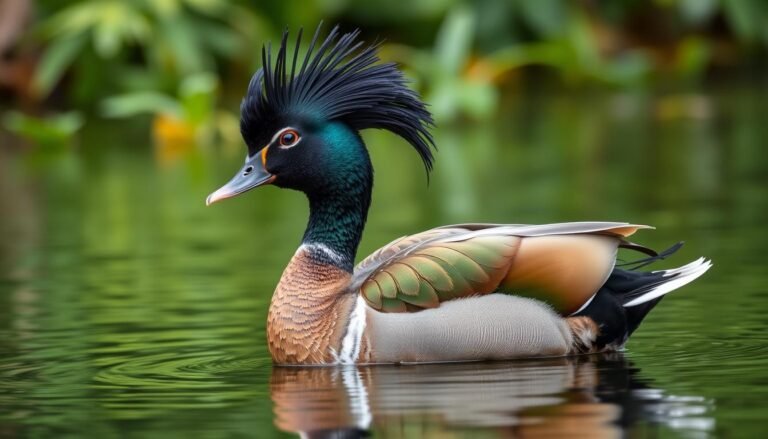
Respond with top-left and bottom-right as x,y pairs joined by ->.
152,114 -> 196,165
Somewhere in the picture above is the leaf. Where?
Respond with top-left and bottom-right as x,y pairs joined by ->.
92,2 -> 150,57
179,73 -> 218,124
183,0 -> 226,16
458,81 -> 498,119
517,0 -> 567,37
159,16 -> 208,74
722,0 -> 766,41
3,111 -> 83,145
193,18 -> 241,57
147,0 -> 182,18
435,6 -> 475,75
101,92 -> 181,118
33,34 -> 87,97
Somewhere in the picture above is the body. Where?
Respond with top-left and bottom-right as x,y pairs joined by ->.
267,244 -> 579,364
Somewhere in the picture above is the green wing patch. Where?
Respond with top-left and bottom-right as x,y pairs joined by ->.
360,235 -> 521,312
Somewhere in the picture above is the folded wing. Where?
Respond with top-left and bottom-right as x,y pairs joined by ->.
353,222 -> 649,315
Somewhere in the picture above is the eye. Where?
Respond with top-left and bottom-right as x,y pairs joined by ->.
278,129 -> 300,147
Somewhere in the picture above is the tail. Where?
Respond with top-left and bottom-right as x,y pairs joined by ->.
572,250 -> 712,352
620,257 -> 712,307
610,257 -> 712,336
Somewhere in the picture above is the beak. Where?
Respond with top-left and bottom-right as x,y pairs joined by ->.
206,149 -> 274,206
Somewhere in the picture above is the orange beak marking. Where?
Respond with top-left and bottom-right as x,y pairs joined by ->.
261,145 -> 269,168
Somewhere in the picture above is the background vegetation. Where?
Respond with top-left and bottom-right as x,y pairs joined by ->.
1,0 -> 766,151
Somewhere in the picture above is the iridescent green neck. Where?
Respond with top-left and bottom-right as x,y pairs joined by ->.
302,177 -> 371,272
300,128 -> 372,272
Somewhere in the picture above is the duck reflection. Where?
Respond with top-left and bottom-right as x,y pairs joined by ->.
271,353 -> 712,438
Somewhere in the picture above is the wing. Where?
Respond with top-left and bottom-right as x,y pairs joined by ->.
353,222 -> 649,314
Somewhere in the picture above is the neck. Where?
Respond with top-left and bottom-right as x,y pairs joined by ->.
301,171 -> 372,272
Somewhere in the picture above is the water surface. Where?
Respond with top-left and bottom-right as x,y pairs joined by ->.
1,84 -> 767,437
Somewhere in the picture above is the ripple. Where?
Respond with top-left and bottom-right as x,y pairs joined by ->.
630,332 -> 768,371
94,352 -> 270,388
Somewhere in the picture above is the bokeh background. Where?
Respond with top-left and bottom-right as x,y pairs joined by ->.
1,1 -> 767,437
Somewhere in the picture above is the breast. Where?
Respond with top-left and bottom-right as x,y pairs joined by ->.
267,247 -> 356,364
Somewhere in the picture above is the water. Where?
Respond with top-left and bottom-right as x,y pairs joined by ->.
1,83 -> 767,437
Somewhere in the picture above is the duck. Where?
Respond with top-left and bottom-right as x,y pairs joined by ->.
206,25 -> 712,365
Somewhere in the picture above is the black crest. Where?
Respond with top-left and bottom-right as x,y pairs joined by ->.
240,24 -> 436,172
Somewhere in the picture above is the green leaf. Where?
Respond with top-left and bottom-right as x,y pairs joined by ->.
92,2 -> 150,57
101,92 -> 181,118
179,73 -> 217,124
183,0 -> 226,16
195,19 -> 241,57
33,34 -> 87,97
159,16 -> 208,74
459,81 -> 498,119
3,111 -> 83,145
722,0 -> 766,41
146,0 -> 182,18
435,6 -> 475,75
94,23 -> 121,57
517,0 -> 568,37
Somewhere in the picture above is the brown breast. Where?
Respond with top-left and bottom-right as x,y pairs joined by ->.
267,247 -> 355,364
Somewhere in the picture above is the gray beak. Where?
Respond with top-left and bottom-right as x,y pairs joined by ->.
206,149 -> 274,206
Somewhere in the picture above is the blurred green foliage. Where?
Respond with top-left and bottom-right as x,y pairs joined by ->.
1,0 -> 766,143
385,6 -> 500,122
31,0 -> 269,101
102,72 -> 240,147
2,110 -> 83,148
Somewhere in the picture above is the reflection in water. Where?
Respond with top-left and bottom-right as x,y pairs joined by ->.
271,354 -> 713,438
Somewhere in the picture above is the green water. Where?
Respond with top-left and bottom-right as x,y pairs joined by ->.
1,84 -> 767,437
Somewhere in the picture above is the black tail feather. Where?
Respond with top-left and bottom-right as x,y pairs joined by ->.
617,241 -> 685,270
604,268 -> 676,305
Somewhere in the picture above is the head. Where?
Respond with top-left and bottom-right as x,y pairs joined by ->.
206,25 -> 435,205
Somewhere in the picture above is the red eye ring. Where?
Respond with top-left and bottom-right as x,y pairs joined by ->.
279,129 -> 300,147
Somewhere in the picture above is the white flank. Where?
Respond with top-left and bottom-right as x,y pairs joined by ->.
338,296 -> 367,364
623,257 -> 712,307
